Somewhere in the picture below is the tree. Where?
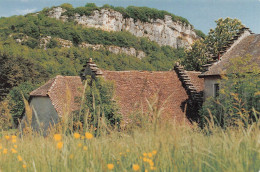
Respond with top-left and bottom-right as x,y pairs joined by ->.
182,17 -> 244,71
205,18 -> 244,59
182,40 -> 208,71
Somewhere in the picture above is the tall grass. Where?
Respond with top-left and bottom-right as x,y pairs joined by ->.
0,116 -> 259,171
0,84 -> 259,171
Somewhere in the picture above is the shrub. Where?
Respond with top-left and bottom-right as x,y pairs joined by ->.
60,3 -> 73,10
194,29 -> 206,39
78,77 -> 121,131
200,55 -> 260,128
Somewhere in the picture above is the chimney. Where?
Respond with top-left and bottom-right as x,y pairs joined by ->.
80,58 -> 103,81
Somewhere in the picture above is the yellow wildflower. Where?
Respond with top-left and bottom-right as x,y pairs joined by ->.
107,164 -> 114,170
12,139 -> 17,143
69,154 -> 74,159
14,145 -> 18,148
17,155 -> 23,162
0,144 -> 2,149
23,164 -> 26,168
152,150 -> 157,155
143,157 -> 147,162
54,134 -> 62,142
56,141 -> 63,149
83,146 -> 88,151
150,166 -> 156,170
85,132 -> 93,139
126,149 -> 130,152
145,169 -> 148,172
5,135 -> 10,140
143,153 -> 147,157
254,91 -> 260,96
146,159 -> 152,164
74,133 -> 80,139
11,148 -> 17,154
149,161 -> 154,167
132,164 -> 140,171
148,153 -> 152,158
12,135 -> 17,139
3,149 -> 7,154
78,143 -> 82,147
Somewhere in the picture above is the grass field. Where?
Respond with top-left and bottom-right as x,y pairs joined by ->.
0,119 -> 259,172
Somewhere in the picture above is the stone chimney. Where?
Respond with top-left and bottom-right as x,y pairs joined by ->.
80,58 -> 103,81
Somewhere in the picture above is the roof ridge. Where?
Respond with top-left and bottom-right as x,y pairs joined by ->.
201,27 -> 252,74
47,76 -> 61,96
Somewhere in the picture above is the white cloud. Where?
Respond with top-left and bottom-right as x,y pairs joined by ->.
16,8 -> 37,15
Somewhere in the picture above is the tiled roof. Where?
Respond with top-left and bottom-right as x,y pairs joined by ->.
30,70 -> 204,123
30,75 -> 83,116
201,34 -> 260,76
186,71 -> 204,92
103,70 -> 191,123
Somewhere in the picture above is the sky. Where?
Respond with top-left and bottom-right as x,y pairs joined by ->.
0,0 -> 259,34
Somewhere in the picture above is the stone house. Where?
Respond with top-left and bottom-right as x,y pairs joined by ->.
22,76 -> 83,133
24,60 -> 204,133
199,27 -> 260,100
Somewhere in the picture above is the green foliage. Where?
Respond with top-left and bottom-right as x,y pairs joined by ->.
7,82 -> 40,125
0,41 -> 49,99
0,14 -> 167,54
83,77 -> 121,128
205,18 -> 243,58
194,29 -> 206,39
46,38 -> 59,48
182,40 -> 208,71
182,17 -> 244,71
23,37 -> 39,49
60,3 -> 73,10
85,3 -> 97,8
200,55 -> 260,128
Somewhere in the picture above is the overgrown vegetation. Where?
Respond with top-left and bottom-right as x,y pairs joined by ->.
77,77 -> 121,131
182,18 -> 244,71
0,106 -> 259,171
200,55 -> 260,128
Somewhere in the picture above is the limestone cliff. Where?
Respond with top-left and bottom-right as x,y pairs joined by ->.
48,7 -> 199,49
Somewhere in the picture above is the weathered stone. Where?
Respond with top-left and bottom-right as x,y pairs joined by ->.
48,7 -> 199,49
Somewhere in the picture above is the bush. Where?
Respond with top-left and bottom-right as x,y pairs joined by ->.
60,3 -> 73,10
24,37 -> 39,48
194,29 -> 206,39
79,77 -> 121,131
200,55 -> 260,128
7,82 -> 40,126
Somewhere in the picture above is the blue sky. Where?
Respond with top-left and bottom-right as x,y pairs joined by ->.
0,0 -> 259,34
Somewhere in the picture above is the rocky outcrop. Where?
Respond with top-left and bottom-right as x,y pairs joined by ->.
48,7 -> 199,49
38,36 -> 146,58
79,43 -> 146,59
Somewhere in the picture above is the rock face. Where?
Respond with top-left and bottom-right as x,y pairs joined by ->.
79,43 -> 146,59
48,7 -> 198,49
39,36 -> 146,58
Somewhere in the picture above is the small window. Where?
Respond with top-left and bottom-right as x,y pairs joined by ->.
213,83 -> 219,98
